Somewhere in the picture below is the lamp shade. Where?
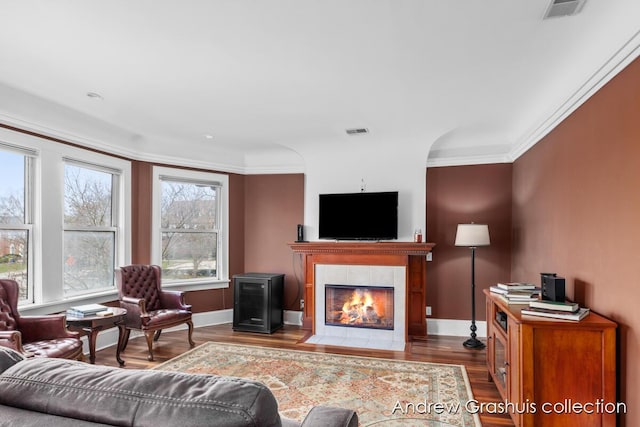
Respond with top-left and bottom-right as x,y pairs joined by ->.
455,224 -> 490,247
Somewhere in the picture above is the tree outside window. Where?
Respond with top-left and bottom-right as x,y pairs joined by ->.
0,149 -> 31,302
160,180 -> 218,280
63,163 -> 117,296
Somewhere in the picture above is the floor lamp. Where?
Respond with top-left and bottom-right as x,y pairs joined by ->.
455,223 -> 490,349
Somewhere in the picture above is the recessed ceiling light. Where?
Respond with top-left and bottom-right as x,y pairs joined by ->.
204,134 -> 214,140
86,92 -> 104,100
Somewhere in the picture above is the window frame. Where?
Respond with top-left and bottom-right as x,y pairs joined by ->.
0,143 -> 35,303
0,126 -> 131,314
62,159 -> 122,297
152,166 -> 229,290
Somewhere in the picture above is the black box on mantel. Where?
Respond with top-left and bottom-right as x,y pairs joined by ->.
541,273 -> 565,302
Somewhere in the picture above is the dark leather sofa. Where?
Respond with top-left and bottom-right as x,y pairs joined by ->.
0,347 -> 358,427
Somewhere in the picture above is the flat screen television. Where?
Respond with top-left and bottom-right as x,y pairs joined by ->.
319,191 -> 398,240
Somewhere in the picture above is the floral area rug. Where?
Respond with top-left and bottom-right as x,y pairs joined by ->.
154,342 -> 481,427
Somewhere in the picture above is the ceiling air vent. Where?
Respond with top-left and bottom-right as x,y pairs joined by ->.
346,128 -> 369,135
544,0 -> 586,19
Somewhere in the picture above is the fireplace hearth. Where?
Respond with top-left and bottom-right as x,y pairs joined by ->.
325,284 -> 394,330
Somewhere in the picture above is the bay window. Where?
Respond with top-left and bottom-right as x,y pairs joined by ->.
0,126 -> 131,311
153,167 -> 228,287
0,146 -> 34,303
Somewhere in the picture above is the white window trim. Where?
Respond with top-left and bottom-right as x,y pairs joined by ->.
62,160 -> 121,297
152,166 -> 229,290
0,145 -> 35,303
0,126 -> 131,313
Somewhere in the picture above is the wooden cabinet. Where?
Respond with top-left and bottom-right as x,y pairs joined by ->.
485,289 -> 617,427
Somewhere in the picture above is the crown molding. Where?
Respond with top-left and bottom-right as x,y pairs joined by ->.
426,152 -> 511,168
0,115 -> 304,175
0,114 -> 141,160
508,29 -> 640,162
242,164 -> 306,174
129,150 -> 247,174
427,30 -> 640,169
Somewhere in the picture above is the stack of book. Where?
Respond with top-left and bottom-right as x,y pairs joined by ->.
66,303 -> 110,318
521,300 -> 590,321
490,282 -> 541,305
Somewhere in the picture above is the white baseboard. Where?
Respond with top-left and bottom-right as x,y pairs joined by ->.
192,309 -> 234,327
284,310 -> 302,326
427,318 -> 486,337
87,310 -> 485,356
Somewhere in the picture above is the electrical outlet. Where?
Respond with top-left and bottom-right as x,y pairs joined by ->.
426,306 -> 432,316
300,299 -> 304,310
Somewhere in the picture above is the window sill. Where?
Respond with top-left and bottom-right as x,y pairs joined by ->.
18,289 -> 119,316
162,279 -> 230,292
18,280 -> 230,315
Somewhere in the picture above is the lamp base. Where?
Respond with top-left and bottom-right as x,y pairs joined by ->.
463,337 -> 485,349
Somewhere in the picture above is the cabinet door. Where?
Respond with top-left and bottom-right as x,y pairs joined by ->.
491,328 -> 509,399
507,317 -> 521,426
233,279 -> 268,331
486,299 -> 495,380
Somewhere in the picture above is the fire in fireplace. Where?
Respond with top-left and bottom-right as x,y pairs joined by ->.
325,284 -> 394,330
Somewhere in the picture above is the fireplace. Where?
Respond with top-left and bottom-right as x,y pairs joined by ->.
288,241 -> 434,342
310,264 -> 407,351
325,284 -> 394,330
288,241 -> 434,350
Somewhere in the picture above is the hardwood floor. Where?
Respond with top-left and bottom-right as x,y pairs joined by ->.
93,324 -> 514,427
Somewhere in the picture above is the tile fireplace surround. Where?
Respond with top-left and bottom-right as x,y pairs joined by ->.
309,264 -> 407,350
288,241 -> 435,351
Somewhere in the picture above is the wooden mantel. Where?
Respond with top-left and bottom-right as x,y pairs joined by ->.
289,241 -> 435,256
288,241 -> 435,340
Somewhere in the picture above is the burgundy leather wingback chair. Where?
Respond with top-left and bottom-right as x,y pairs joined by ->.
0,279 -> 83,359
116,264 -> 195,361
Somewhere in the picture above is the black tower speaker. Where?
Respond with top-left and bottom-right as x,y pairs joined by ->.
296,224 -> 305,242
541,274 -> 565,302
540,272 -> 556,290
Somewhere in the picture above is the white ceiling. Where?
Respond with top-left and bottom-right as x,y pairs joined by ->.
0,1 -> 639,173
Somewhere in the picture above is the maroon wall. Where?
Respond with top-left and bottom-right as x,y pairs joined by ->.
131,161 -> 153,265
243,174 -> 305,311
426,163 -> 513,321
226,173 -> 246,310
512,57 -> 640,425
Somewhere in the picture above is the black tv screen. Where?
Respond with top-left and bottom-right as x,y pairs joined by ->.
319,191 -> 398,240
